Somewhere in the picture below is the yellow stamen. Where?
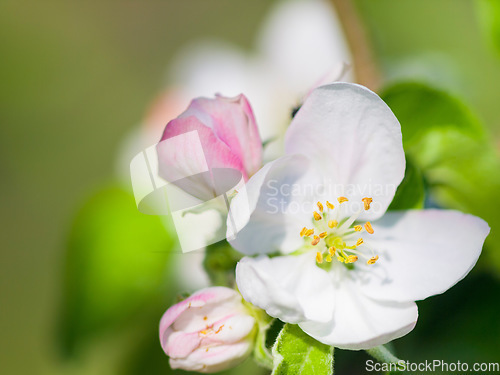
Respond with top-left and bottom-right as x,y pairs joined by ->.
326,254 -> 332,262
319,231 -> 327,238
311,236 -> 320,246
326,201 -> 334,210
313,211 -> 322,221
345,255 -> 358,264
367,255 -> 379,265
337,256 -> 345,263
316,252 -> 323,263
354,225 -> 363,232
300,227 -> 307,236
362,197 -> 373,210
365,222 -> 374,234
337,196 -> 348,204
328,220 -> 338,228
304,229 -> 314,237
328,247 -> 335,256
317,202 -> 324,212
356,238 -> 364,247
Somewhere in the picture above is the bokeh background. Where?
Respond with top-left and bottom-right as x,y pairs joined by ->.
1,0 -> 500,374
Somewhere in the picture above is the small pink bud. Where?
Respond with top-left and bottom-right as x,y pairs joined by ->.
157,94 -> 263,201
159,287 -> 256,373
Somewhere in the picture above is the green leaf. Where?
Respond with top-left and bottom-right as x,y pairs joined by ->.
272,324 -> 334,375
388,157 -> 425,211
409,128 -> 500,267
382,81 -> 500,273
381,82 -> 484,149
59,186 -> 176,357
478,0 -> 500,55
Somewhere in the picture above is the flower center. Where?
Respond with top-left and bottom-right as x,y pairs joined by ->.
299,197 -> 379,266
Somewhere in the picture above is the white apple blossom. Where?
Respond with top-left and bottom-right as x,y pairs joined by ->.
229,83 -> 490,350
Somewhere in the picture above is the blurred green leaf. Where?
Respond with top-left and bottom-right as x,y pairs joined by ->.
382,82 -> 500,272
388,157 -> 425,211
382,82 -> 484,148
397,272 -> 500,366
203,240 -> 242,287
272,324 -> 334,375
478,0 -> 500,55
59,186 -> 176,357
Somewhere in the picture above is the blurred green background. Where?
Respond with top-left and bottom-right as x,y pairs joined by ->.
1,0 -> 499,374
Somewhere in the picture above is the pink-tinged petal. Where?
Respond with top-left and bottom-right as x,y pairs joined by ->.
172,296 -> 243,332
159,287 -> 240,346
300,276 -> 418,350
236,253 -> 334,324
285,83 -> 405,221
157,116 -> 245,201
159,288 -> 256,371
201,314 -> 256,346
169,340 -> 253,373
165,331 -> 202,358
181,94 -> 262,177
353,209 -> 490,303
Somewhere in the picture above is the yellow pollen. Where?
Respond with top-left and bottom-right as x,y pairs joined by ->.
311,236 -> 320,246
305,229 -> 314,237
319,232 -> 327,238
317,202 -> 324,212
354,225 -> 363,232
337,196 -> 348,204
328,220 -> 338,228
326,254 -> 332,262
367,255 -> 379,265
362,197 -> 373,210
356,238 -> 364,247
313,211 -> 322,221
300,227 -> 307,236
199,327 -> 213,335
345,255 -> 358,264
365,222 -> 374,234
328,247 -> 335,256
316,252 -> 323,263
326,201 -> 334,210
337,256 -> 345,263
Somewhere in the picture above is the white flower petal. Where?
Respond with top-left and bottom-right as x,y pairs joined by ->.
257,0 -> 353,95
299,277 -> 418,350
285,83 -> 406,220
353,209 -> 490,303
236,253 -> 334,323
228,154 -> 317,255
169,340 -> 253,373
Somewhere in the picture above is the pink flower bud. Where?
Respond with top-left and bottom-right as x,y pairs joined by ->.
157,94 -> 263,201
159,287 -> 257,373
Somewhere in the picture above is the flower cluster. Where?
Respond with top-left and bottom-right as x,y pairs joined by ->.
154,83 -> 489,371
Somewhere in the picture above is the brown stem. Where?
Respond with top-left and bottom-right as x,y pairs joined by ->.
330,0 -> 382,91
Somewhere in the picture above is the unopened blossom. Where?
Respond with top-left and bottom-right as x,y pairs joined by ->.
157,94 -> 262,201
169,0 -> 352,158
229,83 -> 490,350
159,287 -> 257,373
